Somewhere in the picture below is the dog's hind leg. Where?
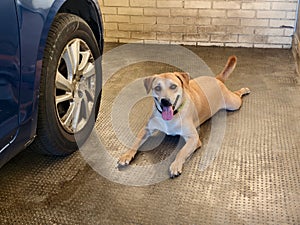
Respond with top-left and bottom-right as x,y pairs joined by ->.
224,87 -> 250,111
234,87 -> 251,98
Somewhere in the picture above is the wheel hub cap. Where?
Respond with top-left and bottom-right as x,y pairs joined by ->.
55,39 -> 96,133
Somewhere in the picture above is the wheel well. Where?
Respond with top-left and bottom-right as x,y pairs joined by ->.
58,0 -> 103,52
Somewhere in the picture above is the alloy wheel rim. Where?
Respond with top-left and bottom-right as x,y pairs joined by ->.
55,38 -> 96,133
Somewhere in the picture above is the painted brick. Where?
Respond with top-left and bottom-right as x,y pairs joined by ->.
145,40 -> 171,44
132,32 -> 156,39
213,1 -> 240,10
254,43 -> 284,49
211,34 -> 238,42
130,0 -> 155,7
171,41 -> 197,46
212,18 -> 240,26
239,35 -> 268,43
228,26 -> 254,35
144,24 -> 170,32
170,33 -> 184,41
284,28 -> 294,36
268,36 -> 292,44
198,9 -> 226,18
287,11 -> 297,20
255,28 -> 284,36
104,37 -> 119,42
100,0 -> 296,48
197,42 -> 225,47
157,32 -> 183,41
184,17 -> 211,25
225,43 -> 253,48
118,7 -> 143,15
198,25 -> 227,34
131,16 -> 157,24
242,2 -> 270,10
119,38 -> 144,43
158,1 -> 183,8
183,33 -> 210,42
118,23 -> 143,31
184,1 -> 211,9
104,23 -> 118,30
101,7 -> 117,14
157,17 -> 184,25
144,8 -> 170,17
257,10 -> 286,19
269,19 -> 295,28
103,0 -> 129,7
171,8 -> 198,17
106,30 -> 130,38
272,2 -> 297,11
227,10 -> 255,18
283,44 -> 292,49
105,15 -> 130,23
170,25 -> 197,33
241,19 -> 269,27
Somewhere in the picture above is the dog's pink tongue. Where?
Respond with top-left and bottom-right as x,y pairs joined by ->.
162,106 -> 173,120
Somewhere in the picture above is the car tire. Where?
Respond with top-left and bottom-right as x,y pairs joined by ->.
31,13 -> 102,155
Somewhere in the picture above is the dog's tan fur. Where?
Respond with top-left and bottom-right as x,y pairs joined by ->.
118,56 -> 250,177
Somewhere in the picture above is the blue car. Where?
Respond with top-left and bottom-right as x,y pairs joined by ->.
0,0 -> 104,168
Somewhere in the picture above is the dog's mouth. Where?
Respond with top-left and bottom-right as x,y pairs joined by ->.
156,97 -> 180,121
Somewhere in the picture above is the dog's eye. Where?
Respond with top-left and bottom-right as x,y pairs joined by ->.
170,84 -> 177,90
154,86 -> 161,92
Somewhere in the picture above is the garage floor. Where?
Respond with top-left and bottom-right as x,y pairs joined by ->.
0,43 -> 299,224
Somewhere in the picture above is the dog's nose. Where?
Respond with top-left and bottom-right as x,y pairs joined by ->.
161,98 -> 172,107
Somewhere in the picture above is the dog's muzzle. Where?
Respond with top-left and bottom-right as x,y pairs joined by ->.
155,95 -> 180,121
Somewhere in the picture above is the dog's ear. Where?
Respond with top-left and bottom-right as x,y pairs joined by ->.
175,72 -> 190,88
144,76 -> 156,94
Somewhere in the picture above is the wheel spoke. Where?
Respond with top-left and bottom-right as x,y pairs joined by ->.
63,50 -> 74,80
63,39 -> 80,77
84,82 -> 95,101
72,98 -> 82,131
56,92 -> 73,104
82,92 -> 91,118
56,71 -> 73,91
62,102 -> 75,128
82,62 -> 95,79
78,50 -> 91,71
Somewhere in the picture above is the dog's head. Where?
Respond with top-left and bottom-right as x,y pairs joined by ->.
144,72 -> 190,121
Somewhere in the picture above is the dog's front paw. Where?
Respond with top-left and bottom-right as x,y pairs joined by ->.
118,150 -> 136,166
169,160 -> 184,178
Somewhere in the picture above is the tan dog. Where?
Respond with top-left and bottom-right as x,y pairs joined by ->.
118,56 -> 250,178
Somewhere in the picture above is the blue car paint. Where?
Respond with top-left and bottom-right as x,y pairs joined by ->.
0,0 -> 21,152
0,0 -> 103,168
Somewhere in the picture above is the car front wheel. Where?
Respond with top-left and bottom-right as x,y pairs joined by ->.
31,13 -> 102,155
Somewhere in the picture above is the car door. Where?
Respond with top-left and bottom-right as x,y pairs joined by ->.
0,0 -> 21,150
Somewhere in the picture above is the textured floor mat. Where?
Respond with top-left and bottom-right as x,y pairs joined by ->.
0,44 -> 299,224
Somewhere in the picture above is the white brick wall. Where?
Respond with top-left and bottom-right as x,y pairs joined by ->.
99,0 -> 298,48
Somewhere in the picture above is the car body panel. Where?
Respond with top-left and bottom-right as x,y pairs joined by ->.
0,0 -> 21,150
0,0 -> 103,168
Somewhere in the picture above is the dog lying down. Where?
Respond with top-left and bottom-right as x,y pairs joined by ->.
118,56 -> 250,178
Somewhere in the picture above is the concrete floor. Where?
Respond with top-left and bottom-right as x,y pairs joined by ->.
0,43 -> 299,224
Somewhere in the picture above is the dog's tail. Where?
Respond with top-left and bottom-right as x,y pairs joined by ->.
216,55 -> 237,83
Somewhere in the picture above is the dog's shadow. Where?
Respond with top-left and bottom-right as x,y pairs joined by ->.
128,119 -> 212,166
